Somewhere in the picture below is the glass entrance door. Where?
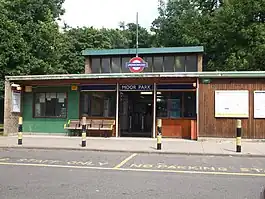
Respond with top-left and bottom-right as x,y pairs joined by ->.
119,91 -> 153,137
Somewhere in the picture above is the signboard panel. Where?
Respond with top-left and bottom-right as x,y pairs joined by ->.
120,84 -> 153,91
254,91 -> 265,118
80,85 -> 116,91
125,57 -> 148,73
215,90 -> 249,118
12,90 -> 21,113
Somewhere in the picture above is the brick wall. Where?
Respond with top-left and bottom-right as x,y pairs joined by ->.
4,80 -> 19,135
84,57 -> 91,74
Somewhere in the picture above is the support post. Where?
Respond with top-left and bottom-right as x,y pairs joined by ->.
18,117 -> 23,145
152,83 -> 157,138
196,78 -> 199,139
81,116 -> 86,147
115,83 -> 119,137
157,118 -> 162,150
236,119 -> 242,152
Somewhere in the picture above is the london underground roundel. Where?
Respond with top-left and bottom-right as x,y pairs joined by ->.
126,57 -> 148,73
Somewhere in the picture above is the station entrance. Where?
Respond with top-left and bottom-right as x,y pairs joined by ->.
119,91 -> 153,137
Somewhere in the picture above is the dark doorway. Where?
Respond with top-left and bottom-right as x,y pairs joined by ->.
119,91 -> 153,137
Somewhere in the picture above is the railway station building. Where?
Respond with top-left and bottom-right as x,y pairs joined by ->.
4,46 -> 265,139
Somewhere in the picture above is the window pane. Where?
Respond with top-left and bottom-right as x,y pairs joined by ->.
121,57 -> 131,73
45,93 -> 56,116
56,93 -> 67,117
80,93 -> 90,115
34,92 -> 67,118
91,58 -> 101,73
142,56 -> 153,72
80,92 -> 116,117
156,91 -> 182,118
153,56 -> 163,72
183,92 -> 196,118
34,93 -> 45,117
156,92 -> 169,117
174,56 -> 185,72
104,92 -> 116,117
169,92 -> 182,118
163,56 -> 174,72
111,57 -> 121,73
101,58 -> 111,73
91,92 -> 104,116
185,55 -> 198,72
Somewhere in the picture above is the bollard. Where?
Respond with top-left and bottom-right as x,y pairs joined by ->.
157,119 -> 162,150
236,119 -> 242,152
18,117 -> 23,145
81,116 -> 86,147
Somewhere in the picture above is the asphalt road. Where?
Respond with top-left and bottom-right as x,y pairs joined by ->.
0,149 -> 265,199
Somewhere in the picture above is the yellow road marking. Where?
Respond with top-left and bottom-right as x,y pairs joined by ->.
1,161 -> 265,177
113,153 -> 137,169
118,168 -> 265,177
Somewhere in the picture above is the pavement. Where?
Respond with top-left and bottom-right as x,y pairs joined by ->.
0,135 -> 265,157
1,149 -> 265,199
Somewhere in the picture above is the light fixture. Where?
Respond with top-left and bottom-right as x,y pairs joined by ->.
140,92 -> 153,95
11,83 -> 20,88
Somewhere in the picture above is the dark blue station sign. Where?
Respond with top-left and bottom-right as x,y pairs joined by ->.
120,84 -> 153,91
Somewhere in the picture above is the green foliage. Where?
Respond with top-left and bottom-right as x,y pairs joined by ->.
152,0 -> 265,71
60,27 -> 112,74
1,0 -> 265,94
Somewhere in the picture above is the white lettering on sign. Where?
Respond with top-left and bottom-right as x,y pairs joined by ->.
121,85 -> 137,90
138,85 -> 151,90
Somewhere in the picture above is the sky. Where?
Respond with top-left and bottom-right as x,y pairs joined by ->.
60,0 -> 161,30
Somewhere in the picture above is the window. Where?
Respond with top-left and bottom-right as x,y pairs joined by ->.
34,92 -> 67,118
156,91 -> 196,118
142,56 -> 153,72
157,92 -> 182,118
80,92 -> 116,117
91,58 -> 101,73
163,56 -> 175,72
111,57 -> 121,73
174,56 -> 185,72
153,56 -> 163,72
185,55 -> 197,72
121,57 -> 131,73
183,92 -> 196,117
101,58 -> 111,73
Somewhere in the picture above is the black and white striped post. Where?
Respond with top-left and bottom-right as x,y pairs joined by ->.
236,119 -> 242,152
157,119 -> 162,150
18,117 -> 23,145
81,116 -> 86,147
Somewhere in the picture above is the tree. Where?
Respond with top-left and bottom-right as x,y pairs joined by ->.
123,23 -> 153,48
152,0 -> 265,71
60,26 -> 113,74
101,28 -> 130,49
151,0 -> 203,47
0,0 -> 66,76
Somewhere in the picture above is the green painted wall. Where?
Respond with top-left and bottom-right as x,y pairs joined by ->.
22,86 -> 79,133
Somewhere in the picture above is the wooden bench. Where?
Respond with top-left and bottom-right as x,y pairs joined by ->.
86,119 -> 115,137
64,120 -> 82,136
64,120 -> 81,130
64,119 -> 115,137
